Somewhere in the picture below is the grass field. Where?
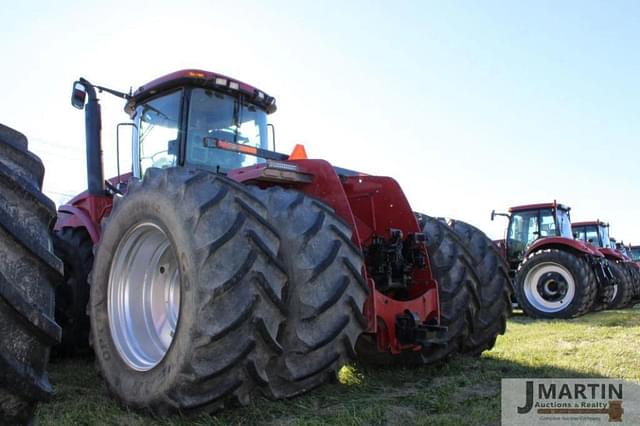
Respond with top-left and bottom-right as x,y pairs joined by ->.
36,308 -> 640,426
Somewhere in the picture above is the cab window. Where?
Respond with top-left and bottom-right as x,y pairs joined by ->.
539,209 -> 557,237
135,90 -> 182,176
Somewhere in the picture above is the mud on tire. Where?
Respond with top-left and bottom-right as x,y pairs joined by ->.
257,188 -> 368,399
515,249 -> 596,319
448,219 -> 512,356
89,168 -> 287,415
0,123 -> 62,424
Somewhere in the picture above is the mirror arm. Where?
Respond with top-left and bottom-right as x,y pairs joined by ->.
95,85 -> 131,100
491,210 -> 510,221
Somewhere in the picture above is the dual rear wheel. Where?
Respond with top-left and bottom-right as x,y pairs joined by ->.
89,168 -> 368,414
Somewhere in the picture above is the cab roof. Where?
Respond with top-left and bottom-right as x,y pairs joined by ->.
125,69 -> 276,115
508,202 -> 571,213
572,220 -> 609,228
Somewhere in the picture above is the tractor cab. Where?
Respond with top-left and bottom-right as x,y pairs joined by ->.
629,246 -> 640,261
616,241 -> 631,258
572,221 -> 611,249
492,202 -> 572,269
124,70 -> 277,179
70,70 -> 277,196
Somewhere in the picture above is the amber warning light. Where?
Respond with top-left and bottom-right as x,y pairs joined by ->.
214,139 -> 258,156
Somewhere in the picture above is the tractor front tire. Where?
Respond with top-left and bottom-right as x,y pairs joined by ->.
0,123 -> 62,424
622,264 -> 640,308
89,168 -> 286,415
52,227 -> 93,356
590,260 -> 615,312
258,188 -> 368,399
515,249 -> 596,319
607,261 -> 634,310
448,219 -> 512,355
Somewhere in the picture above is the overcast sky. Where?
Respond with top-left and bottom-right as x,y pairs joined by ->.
1,1 -> 638,241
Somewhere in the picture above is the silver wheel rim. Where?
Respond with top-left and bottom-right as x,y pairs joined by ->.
523,262 -> 576,313
108,222 -> 181,371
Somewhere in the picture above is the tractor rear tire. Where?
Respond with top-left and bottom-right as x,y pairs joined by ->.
607,261 -> 633,310
89,168 -> 287,415
52,227 -> 93,356
448,219 -> 512,356
257,188 -> 368,399
515,249 -> 596,318
0,123 -> 62,424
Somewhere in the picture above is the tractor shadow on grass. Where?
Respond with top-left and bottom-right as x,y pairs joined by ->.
38,345 -> 617,426
37,307 -> 640,425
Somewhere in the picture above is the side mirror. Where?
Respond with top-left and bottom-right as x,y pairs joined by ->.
71,81 -> 87,109
491,209 -> 496,221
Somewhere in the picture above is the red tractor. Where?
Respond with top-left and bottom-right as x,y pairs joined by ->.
492,202 -> 614,318
48,69 -> 511,415
572,221 -> 639,309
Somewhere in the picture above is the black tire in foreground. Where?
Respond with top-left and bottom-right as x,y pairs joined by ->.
515,249 -> 596,319
89,168 -> 287,415
0,123 -> 63,424
448,219 -> 512,355
258,187 -> 368,399
52,227 -> 93,356
607,261 -> 634,310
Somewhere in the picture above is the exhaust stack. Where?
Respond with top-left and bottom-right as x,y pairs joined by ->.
71,78 -> 105,196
